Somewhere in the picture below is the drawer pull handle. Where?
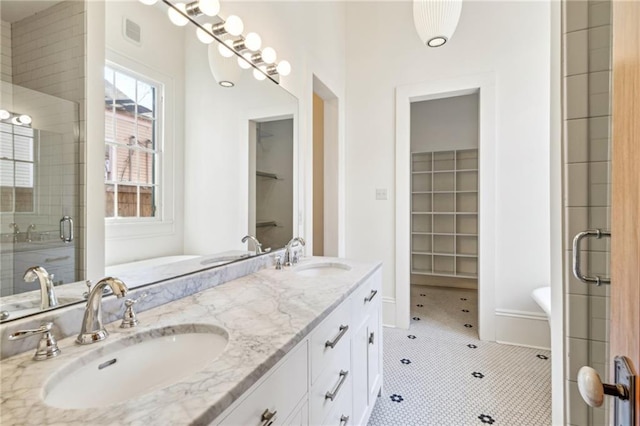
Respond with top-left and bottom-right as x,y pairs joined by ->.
340,415 -> 350,425
260,408 -> 277,426
325,325 -> 349,349
369,331 -> 375,345
364,289 -> 378,303
325,370 -> 349,401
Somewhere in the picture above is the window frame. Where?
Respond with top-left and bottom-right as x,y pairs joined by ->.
105,51 -> 176,240
0,122 -> 37,214
104,62 -> 162,221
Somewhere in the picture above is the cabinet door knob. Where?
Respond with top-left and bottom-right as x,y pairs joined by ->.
340,415 -> 350,425
260,408 -> 277,426
369,331 -> 375,345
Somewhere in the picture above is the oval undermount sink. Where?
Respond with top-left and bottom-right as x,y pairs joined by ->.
43,324 -> 228,409
295,262 -> 352,277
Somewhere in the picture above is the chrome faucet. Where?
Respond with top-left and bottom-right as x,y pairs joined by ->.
76,277 -> 128,345
26,224 -> 36,242
24,266 -> 58,310
242,234 -> 265,254
9,223 -> 20,243
284,237 -> 306,266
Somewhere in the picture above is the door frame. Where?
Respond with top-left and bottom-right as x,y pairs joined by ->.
394,73 -> 497,340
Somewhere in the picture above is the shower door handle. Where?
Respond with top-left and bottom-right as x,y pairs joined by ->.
59,216 -> 74,243
572,229 -> 610,285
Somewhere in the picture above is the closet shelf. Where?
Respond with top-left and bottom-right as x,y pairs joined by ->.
410,148 -> 479,279
256,221 -> 277,228
411,232 -> 477,237
256,171 -> 278,180
412,212 -> 477,215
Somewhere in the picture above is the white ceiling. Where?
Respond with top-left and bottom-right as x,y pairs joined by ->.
0,1 -> 65,23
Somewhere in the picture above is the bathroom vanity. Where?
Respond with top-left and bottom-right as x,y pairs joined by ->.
0,256 -> 383,425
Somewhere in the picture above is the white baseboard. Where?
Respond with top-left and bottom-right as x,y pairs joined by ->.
382,297 -> 396,328
494,309 -> 550,350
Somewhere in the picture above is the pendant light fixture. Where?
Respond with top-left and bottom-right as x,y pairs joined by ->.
413,0 -> 462,48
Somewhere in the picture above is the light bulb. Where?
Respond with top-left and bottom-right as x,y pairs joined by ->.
276,60 -> 291,76
224,15 -> 243,36
198,0 -> 220,16
427,37 -> 447,47
253,66 -> 267,81
244,32 -> 261,52
139,0 -> 158,5
0,109 -> 10,120
168,3 -> 189,26
237,52 -> 253,69
218,39 -> 235,58
18,114 -> 32,125
197,23 -> 214,44
261,47 -> 277,64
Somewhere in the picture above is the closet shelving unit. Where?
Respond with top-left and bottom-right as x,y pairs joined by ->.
411,149 -> 478,278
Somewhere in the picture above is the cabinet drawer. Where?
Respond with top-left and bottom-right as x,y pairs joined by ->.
319,377 -> 352,426
351,270 -> 382,326
217,342 -> 308,426
309,339 -> 351,423
310,301 -> 351,384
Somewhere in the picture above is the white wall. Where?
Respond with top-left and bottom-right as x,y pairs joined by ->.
345,1 -> 551,346
411,94 -> 478,153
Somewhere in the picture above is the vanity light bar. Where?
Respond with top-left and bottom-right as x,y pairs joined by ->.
156,0 -> 291,82
0,109 -> 32,127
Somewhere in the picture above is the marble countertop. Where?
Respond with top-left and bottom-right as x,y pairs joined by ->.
0,257 -> 381,425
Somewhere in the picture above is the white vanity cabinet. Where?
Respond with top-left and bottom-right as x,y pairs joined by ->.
351,271 -> 383,425
214,267 -> 382,426
215,341 -> 308,426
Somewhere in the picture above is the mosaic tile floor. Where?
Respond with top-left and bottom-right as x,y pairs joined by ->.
368,285 -> 551,426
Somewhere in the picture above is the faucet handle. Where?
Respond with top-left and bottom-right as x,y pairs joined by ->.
120,293 -> 147,328
9,322 -> 61,361
275,255 -> 282,270
83,279 -> 112,299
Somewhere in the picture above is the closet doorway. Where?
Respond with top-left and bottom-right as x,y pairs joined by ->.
395,74 -> 496,337
410,94 -> 479,292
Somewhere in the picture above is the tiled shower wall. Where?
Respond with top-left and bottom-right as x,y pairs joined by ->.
563,1 -> 612,425
0,20 -> 11,82
9,1 -> 87,279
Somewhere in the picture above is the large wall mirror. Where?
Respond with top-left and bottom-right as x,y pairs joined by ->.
0,0 -> 298,322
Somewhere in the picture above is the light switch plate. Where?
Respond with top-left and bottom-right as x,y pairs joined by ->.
375,188 -> 388,200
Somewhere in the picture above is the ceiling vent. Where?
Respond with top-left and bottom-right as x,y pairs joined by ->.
123,18 -> 141,46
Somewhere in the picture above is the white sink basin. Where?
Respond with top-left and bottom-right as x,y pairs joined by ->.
295,262 -> 352,277
43,324 -> 228,409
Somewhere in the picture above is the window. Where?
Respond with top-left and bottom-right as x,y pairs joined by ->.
104,64 -> 161,219
0,122 -> 35,213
